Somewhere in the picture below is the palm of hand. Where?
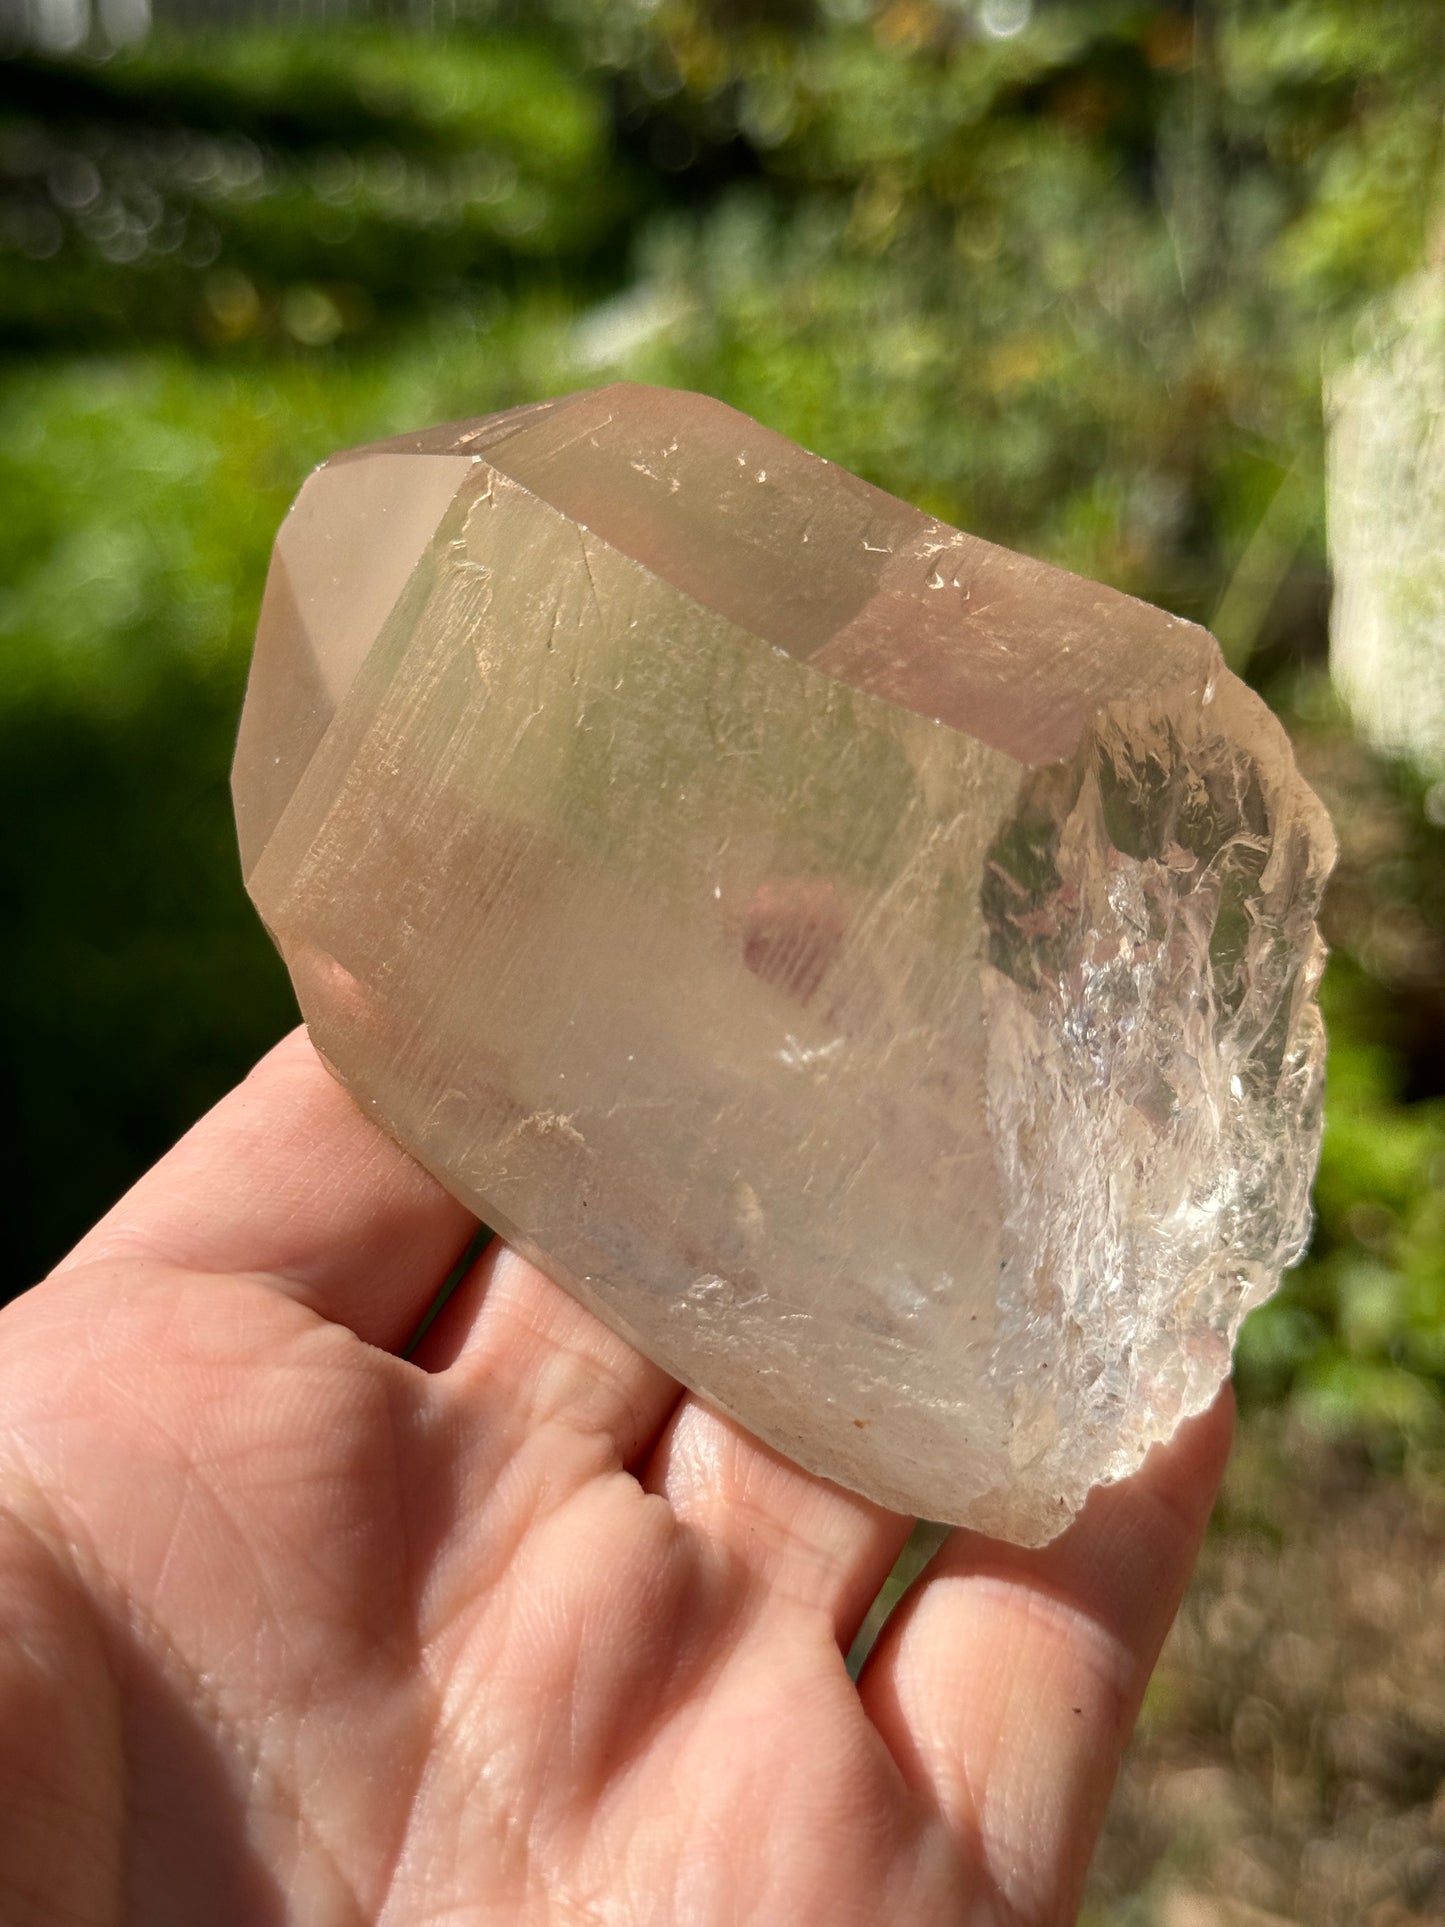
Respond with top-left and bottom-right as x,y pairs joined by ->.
0,1036 -> 1228,1927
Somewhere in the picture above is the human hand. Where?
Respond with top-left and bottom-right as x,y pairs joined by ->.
0,1031 -> 1230,1926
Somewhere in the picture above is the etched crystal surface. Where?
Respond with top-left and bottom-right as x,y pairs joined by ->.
234,384 -> 1335,1543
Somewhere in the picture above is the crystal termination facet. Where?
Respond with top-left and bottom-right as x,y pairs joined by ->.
234,385 -> 1335,1544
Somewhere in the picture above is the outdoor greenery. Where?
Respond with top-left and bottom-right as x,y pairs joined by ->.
3,0 -> 1443,1472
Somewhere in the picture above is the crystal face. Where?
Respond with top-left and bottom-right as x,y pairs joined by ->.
234,383 -> 1335,1543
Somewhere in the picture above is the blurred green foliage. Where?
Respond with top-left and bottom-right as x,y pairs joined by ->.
2,0 -> 1442,1449
1242,961 -> 1445,1444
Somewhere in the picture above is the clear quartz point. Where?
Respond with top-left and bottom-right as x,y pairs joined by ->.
234,383 -> 1335,1543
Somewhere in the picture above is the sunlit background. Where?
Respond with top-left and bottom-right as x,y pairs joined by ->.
2,3 -> 1442,1918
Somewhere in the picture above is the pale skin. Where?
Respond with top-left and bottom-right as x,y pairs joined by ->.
0,1030 -> 1231,1926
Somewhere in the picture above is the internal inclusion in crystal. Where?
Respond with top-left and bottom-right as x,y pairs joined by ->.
234,382 -> 1335,1544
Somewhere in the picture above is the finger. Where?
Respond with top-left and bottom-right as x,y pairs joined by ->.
51,1028 -> 476,1352
859,1390 -> 1234,1925
415,1240 -> 684,1470
641,1396 -> 915,1648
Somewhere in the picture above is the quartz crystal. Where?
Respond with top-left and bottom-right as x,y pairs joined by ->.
234,384 -> 1335,1544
